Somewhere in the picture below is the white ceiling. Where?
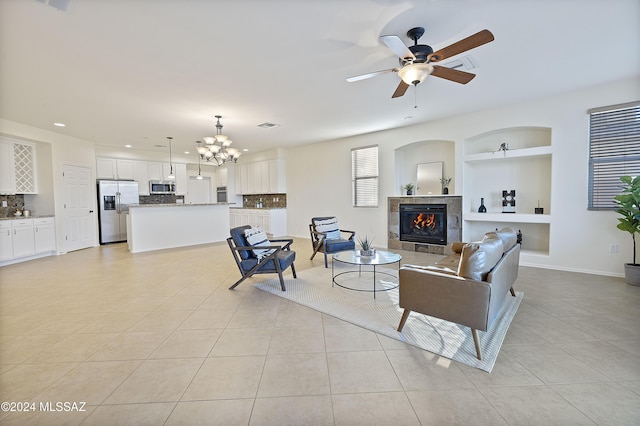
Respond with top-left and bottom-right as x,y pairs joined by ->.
1,0 -> 638,158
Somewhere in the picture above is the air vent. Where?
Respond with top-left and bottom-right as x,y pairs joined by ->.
154,144 -> 166,148
257,122 -> 279,129
442,55 -> 477,71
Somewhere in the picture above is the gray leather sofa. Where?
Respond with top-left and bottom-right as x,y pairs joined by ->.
397,228 -> 520,360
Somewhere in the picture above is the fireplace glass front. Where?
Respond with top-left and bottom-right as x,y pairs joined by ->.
399,204 -> 447,245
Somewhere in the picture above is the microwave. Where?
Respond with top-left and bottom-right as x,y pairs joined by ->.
149,180 -> 176,194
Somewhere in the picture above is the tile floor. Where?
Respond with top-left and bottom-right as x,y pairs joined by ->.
1,239 -> 639,425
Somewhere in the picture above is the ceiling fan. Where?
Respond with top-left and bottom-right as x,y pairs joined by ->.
347,27 -> 494,98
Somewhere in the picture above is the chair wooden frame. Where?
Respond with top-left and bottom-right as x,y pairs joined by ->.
309,218 -> 355,268
227,237 -> 297,291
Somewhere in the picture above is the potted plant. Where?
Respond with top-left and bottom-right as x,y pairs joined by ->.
403,183 -> 414,196
440,177 -> 452,194
614,175 -> 640,286
357,235 -> 375,256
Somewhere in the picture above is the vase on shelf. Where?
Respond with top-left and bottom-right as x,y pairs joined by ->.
442,187 -> 449,195
478,198 -> 487,213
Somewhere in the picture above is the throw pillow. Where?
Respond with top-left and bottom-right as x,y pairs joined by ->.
244,227 -> 275,261
313,218 -> 341,240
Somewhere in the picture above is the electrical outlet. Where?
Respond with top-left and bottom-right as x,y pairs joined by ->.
1,200 -> 7,207
609,244 -> 618,253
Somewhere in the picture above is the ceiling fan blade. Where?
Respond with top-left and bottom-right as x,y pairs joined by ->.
391,81 -> 410,98
346,68 -> 397,83
427,29 -> 494,63
431,65 -> 476,84
381,35 -> 415,60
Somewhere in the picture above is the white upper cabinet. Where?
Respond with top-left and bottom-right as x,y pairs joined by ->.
133,161 -> 150,195
175,163 -> 187,195
0,138 -> 37,194
96,158 -> 135,180
235,159 -> 286,194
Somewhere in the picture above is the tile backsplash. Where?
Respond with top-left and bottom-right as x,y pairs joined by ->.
139,194 -> 184,205
0,194 -> 25,218
243,194 -> 287,208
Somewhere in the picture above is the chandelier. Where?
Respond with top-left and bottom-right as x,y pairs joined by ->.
196,115 -> 242,165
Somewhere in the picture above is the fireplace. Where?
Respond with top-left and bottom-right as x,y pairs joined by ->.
399,204 -> 447,245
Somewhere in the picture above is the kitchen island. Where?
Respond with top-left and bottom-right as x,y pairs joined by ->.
127,203 -> 231,253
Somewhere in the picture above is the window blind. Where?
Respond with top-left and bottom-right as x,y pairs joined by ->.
588,101 -> 640,210
352,145 -> 378,207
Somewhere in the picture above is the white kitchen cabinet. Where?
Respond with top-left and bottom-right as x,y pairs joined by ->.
11,219 -> 35,259
0,141 -> 15,194
268,159 -> 286,193
134,161 -> 150,195
34,217 -> 56,254
216,166 -> 228,187
229,208 -> 287,237
0,221 -> 12,261
235,159 -> 286,195
148,162 -> 163,181
0,138 -> 37,194
96,158 -> 135,180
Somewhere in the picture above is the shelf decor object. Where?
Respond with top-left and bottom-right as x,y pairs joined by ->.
502,190 -> 516,213
534,200 -> 544,214
478,197 -> 487,213
440,177 -> 452,195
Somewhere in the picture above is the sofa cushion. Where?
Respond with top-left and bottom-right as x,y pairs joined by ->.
244,227 -> 275,261
313,217 -> 341,240
486,228 -> 517,252
457,234 -> 504,281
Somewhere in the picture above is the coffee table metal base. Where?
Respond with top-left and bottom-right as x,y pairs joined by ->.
331,250 -> 402,299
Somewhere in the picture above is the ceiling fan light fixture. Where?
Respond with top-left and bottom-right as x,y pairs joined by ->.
398,62 -> 434,86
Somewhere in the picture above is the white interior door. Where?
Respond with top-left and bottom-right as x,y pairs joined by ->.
187,176 -> 211,204
62,164 -> 95,252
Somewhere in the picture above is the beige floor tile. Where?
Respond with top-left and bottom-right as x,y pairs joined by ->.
268,326 -> 326,354
552,381 -> 640,425
501,343 -> 610,384
386,349 -> 476,390
608,339 -> 640,356
257,353 -> 330,397
327,351 -> 402,394
89,330 -> 171,361
178,308 -> 236,330
28,332 -> 119,363
157,294 -> 208,311
113,296 -> 172,312
77,311 -> 148,333
0,405 -> 93,426
251,395 -> 334,426
182,356 -> 264,400
520,317 -> 599,343
0,362 -> 78,400
209,327 -> 273,356
104,358 -> 203,404
34,360 -> 141,405
127,309 -> 191,332
479,385 -> 598,425
82,402 -> 174,426
332,392 -> 420,426
458,352 -> 544,388
274,300 -> 324,327
407,388 -> 508,425
0,334 -> 62,364
324,323 -> 382,352
166,399 -> 254,426
149,328 -> 222,358
556,340 -> 640,380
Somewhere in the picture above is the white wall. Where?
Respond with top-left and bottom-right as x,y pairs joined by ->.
286,77 -> 640,277
0,119 -> 99,252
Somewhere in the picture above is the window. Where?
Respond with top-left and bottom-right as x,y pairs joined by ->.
588,101 -> 640,210
352,145 -> 378,207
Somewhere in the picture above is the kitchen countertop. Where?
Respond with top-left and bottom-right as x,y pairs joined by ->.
129,203 -> 236,208
0,215 -> 54,221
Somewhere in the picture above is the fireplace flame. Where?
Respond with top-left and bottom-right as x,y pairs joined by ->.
413,213 -> 437,231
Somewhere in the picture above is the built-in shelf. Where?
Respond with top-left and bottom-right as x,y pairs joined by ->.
463,145 -> 552,163
464,212 -> 551,224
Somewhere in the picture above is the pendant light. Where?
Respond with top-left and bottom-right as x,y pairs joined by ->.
196,141 -> 203,180
167,136 -> 175,180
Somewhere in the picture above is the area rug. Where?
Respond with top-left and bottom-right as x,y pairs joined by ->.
254,264 -> 522,372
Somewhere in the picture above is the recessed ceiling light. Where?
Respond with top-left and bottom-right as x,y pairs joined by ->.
53,122 -> 66,127
125,144 -> 132,148
184,151 -> 190,154
243,148 -> 249,152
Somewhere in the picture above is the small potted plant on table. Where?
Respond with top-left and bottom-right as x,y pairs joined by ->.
440,177 -> 452,195
357,235 -> 375,256
614,175 -> 640,286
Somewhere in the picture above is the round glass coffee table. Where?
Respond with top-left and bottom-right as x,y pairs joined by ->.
331,250 -> 402,298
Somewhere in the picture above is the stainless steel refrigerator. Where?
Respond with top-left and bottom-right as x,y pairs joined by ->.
97,180 -> 139,244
